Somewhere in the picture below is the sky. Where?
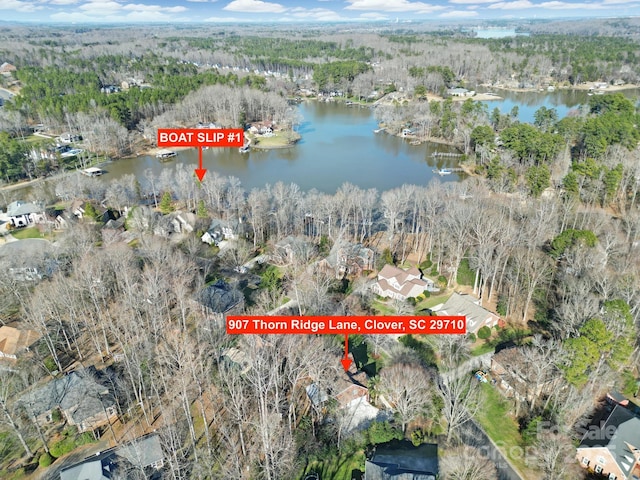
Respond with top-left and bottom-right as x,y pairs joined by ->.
1,0 -> 640,23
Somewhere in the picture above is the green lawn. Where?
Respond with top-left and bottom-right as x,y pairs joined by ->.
415,292 -> 451,311
10,227 -> 43,239
371,299 -> 396,315
471,341 -> 495,356
300,450 -> 365,480
476,384 -> 530,476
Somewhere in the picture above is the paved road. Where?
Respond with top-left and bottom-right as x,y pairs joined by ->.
0,87 -> 14,101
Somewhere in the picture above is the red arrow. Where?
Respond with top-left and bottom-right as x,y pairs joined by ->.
195,146 -> 207,182
341,334 -> 352,371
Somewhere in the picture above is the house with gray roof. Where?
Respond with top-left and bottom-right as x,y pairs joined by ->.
6,200 -> 46,227
19,370 -> 117,433
60,433 -> 164,480
365,440 -> 438,480
435,292 -> 499,335
577,404 -> 640,479
197,280 -> 244,315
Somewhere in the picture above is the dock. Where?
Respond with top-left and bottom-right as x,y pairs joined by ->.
81,167 -> 104,177
432,151 -> 464,158
156,149 -> 177,161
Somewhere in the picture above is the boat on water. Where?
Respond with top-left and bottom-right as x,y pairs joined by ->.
373,128 -> 385,134
156,149 -> 177,161
437,168 -> 453,176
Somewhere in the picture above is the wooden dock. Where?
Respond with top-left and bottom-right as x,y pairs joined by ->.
432,151 -> 464,158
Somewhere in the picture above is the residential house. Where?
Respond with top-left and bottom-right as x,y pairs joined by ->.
576,404 -> 640,479
371,264 -> 437,300
435,292 -> 499,335
197,280 -> 245,315
60,433 -> 164,480
0,238 -> 57,281
319,240 -> 375,278
0,62 -> 16,75
490,346 -> 560,406
365,440 -> 438,480
0,326 -> 40,360
448,87 -> 475,97
306,354 -> 383,432
201,218 -> 239,246
270,236 -> 315,266
220,347 -> 250,374
6,200 -> 46,227
19,369 -> 118,433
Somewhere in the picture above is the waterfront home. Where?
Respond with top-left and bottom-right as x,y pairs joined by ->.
318,240 -> 375,278
0,62 -> 16,75
447,87 -> 475,97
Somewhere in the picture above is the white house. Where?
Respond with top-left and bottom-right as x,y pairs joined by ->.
7,201 -> 46,227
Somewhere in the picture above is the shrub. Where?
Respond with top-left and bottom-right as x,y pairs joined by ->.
437,275 -> 447,288
51,408 -> 62,423
49,437 -> 76,458
39,453 -> 54,468
477,326 -> 492,340
467,333 -> 476,343
367,420 -> 403,445
43,357 -> 57,373
75,432 -> 95,447
422,290 -> 431,298
411,428 -> 426,446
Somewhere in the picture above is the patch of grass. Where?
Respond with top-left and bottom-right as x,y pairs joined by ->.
456,258 -> 476,286
300,450 -> 365,480
476,384 -> 529,476
471,341 -> 495,356
371,299 -> 395,315
10,227 -> 43,239
415,292 -> 450,311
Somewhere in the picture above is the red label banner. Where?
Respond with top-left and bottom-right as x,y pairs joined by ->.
226,316 -> 466,335
157,128 -> 244,147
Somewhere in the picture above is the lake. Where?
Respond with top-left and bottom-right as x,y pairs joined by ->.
14,88 -> 640,197
99,101 -> 462,193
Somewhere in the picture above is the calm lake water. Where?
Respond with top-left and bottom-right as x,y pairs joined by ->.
99,101 -> 462,193
15,88 -> 640,197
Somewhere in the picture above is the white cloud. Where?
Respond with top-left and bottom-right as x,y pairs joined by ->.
223,0 -> 286,12
286,6 -> 344,19
439,8 -> 479,16
0,0 -> 44,11
487,0 -> 533,9
538,0 -> 606,8
122,3 -> 187,12
345,0 -> 443,12
49,0 -> 80,5
449,0 -> 496,4
51,1 -> 189,21
358,11 -> 389,18
186,0 -> 217,2
205,15 -> 254,20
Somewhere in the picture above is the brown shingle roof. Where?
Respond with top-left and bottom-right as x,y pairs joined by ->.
0,326 -> 40,357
